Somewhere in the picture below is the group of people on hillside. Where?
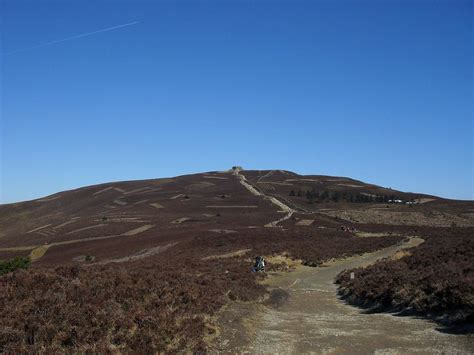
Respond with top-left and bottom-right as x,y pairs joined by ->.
341,225 -> 357,233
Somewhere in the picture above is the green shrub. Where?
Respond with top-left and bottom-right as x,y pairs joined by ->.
0,257 -> 31,276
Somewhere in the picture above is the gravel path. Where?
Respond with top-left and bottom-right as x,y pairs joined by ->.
213,237 -> 474,354
233,169 -> 294,227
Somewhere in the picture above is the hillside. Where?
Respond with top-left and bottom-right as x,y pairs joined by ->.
1,167 -> 472,265
0,168 -> 473,352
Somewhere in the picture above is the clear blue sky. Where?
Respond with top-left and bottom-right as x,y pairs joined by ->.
1,0 -> 472,203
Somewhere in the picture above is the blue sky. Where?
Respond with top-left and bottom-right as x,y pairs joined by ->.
1,0 -> 472,203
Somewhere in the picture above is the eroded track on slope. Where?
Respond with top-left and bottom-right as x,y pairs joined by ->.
233,169 -> 295,227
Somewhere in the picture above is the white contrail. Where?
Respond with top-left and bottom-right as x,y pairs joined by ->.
3,21 -> 139,56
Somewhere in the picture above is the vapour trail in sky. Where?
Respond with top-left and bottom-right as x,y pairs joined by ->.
2,21 -> 139,56
2,1 -> 472,202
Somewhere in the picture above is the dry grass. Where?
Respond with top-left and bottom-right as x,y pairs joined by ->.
95,243 -> 178,264
209,229 -> 237,234
202,249 -> 252,261
98,218 -> 149,223
264,254 -> 303,271
296,219 -> 314,226
29,245 -> 51,261
133,199 -> 149,205
54,220 -> 78,229
27,224 -> 52,234
121,225 -> 154,236
36,196 -> 61,202
113,199 -> 128,206
66,224 -> 107,235
285,178 -> 320,182
391,250 -> 412,260
2,225 -> 155,262
149,203 -> 164,209
93,186 -> 116,195
355,232 -> 391,238
205,205 -> 258,209
415,198 -> 436,204
123,187 -> 152,195
171,217 -> 191,224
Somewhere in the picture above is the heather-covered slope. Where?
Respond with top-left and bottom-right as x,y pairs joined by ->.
337,227 -> 474,326
0,168 -> 473,352
0,229 -> 403,353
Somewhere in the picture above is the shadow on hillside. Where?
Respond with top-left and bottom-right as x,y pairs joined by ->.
336,289 -> 474,335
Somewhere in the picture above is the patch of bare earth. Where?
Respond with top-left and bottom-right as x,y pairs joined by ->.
171,217 -> 191,224
296,219 -> 314,226
202,249 -> 252,261
209,229 -> 238,234
95,243 -> 177,265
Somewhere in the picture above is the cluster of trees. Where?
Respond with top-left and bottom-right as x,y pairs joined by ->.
289,189 -> 399,203
0,257 -> 30,276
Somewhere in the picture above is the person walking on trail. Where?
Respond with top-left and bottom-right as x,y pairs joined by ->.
252,256 -> 265,272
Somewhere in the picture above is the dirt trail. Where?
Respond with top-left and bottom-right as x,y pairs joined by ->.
213,237 -> 474,354
233,169 -> 294,227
